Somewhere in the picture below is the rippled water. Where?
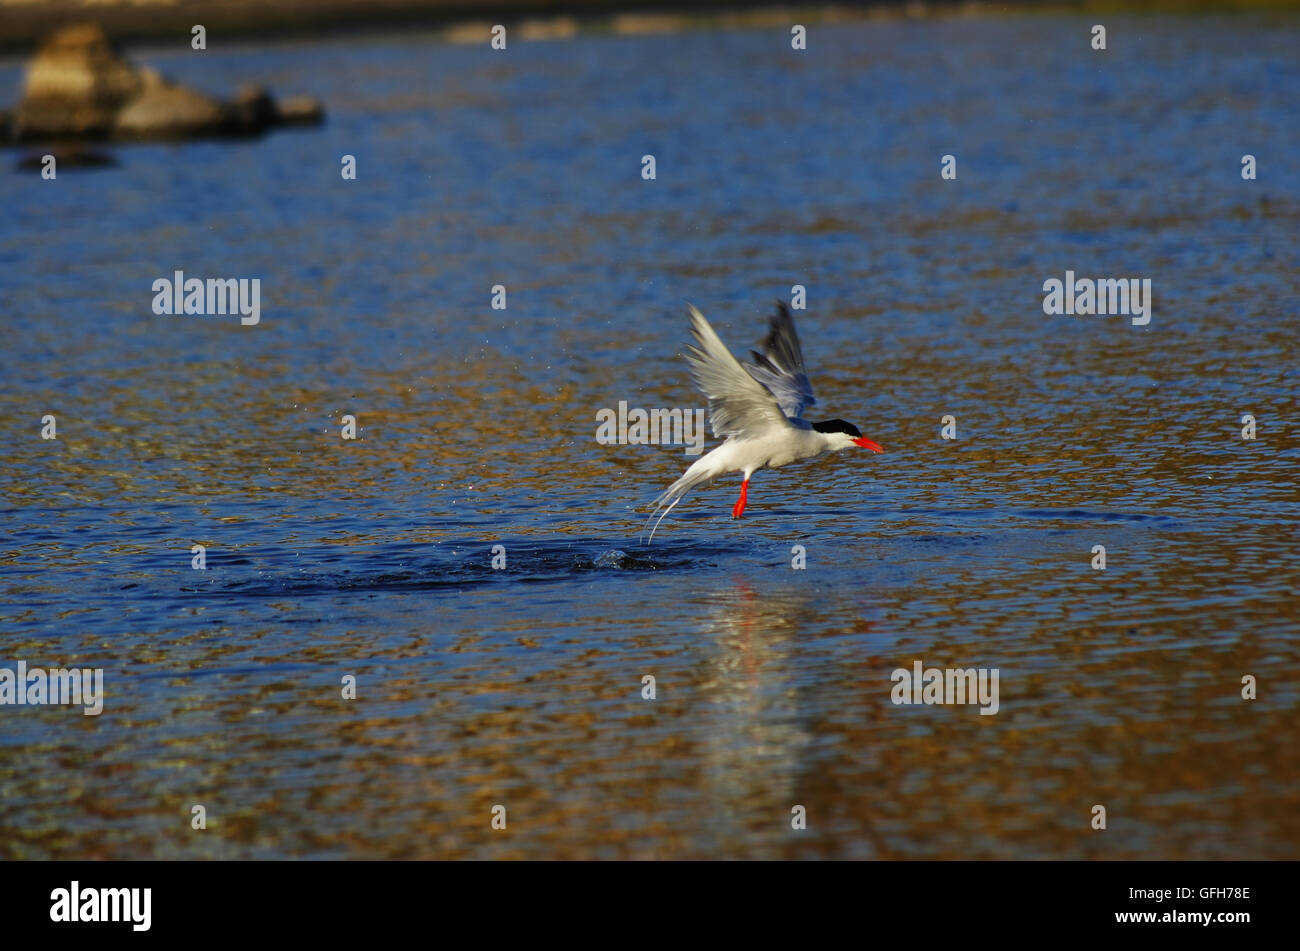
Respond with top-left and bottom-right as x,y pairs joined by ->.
1,12 -> 1297,859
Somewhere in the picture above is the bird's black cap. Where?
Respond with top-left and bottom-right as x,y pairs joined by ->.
811,419 -> 862,438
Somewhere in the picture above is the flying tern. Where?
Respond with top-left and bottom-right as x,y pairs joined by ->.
644,302 -> 883,541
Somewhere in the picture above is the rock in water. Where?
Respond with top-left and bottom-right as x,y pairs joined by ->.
275,95 -> 325,127
114,67 -> 229,140
15,24 -> 141,139
10,23 -> 324,144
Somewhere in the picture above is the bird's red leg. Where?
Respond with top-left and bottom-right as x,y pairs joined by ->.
731,479 -> 749,519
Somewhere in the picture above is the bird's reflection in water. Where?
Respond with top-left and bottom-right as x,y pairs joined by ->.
689,580 -> 828,851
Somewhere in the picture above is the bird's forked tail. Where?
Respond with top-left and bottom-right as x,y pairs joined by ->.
642,456 -> 718,543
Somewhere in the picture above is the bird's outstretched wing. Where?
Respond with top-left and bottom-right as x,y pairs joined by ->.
745,301 -> 817,421
685,305 -> 793,439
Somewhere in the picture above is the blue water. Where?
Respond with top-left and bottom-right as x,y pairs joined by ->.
0,12 -> 1297,858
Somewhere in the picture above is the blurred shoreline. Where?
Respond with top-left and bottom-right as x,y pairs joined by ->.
2,0 -> 1296,55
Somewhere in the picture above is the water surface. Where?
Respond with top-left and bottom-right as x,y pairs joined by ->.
1,12 -> 1297,859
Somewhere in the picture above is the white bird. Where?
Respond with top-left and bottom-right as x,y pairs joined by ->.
644,302 -> 883,541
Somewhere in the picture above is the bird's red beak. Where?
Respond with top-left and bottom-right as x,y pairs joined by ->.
853,437 -> 883,453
